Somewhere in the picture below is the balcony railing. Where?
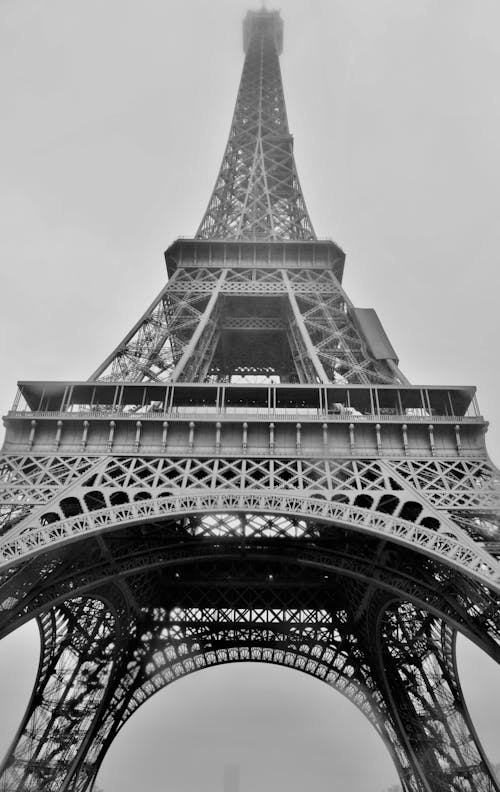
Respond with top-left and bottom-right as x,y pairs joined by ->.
8,381 -> 481,423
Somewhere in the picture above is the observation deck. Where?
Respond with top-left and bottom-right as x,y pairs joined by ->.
2,381 -> 486,460
164,238 -> 346,281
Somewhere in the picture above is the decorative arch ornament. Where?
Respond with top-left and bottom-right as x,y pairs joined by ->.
1,492 -> 499,590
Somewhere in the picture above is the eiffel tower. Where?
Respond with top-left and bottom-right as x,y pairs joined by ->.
1,8 -> 500,791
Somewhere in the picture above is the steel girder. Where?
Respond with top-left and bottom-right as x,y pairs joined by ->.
92,266 -> 403,384
196,11 -> 314,241
377,604 -> 499,791
0,596 -> 123,792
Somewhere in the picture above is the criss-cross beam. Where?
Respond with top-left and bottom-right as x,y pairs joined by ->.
0,545 -> 498,792
375,603 -> 500,792
196,9 -> 315,241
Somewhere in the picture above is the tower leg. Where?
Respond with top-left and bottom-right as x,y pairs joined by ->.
0,598 -> 123,792
378,602 -> 499,792
59,603 -> 431,792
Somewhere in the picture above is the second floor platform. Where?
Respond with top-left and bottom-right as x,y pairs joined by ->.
1,381 -> 488,459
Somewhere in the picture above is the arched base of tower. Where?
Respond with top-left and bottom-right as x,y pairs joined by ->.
0,513 -> 498,792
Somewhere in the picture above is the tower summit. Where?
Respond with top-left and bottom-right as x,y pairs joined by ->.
0,9 -> 500,792
198,9 -> 313,241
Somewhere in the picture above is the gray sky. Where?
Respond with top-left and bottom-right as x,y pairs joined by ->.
1,1 -> 500,790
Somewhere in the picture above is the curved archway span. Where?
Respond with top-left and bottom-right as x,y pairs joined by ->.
95,661 -> 403,792
2,491 -> 499,591
1,514 -> 499,665
70,602 -> 416,790
0,532 -> 498,791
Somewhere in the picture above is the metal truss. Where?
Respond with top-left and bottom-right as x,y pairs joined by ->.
0,598 -> 405,791
6,451 -> 497,527
291,285 -> 393,383
0,530 -> 498,792
196,10 -> 314,241
0,510 -> 498,649
0,597 -> 121,792
89,270 -> 219,382
92,266 -> 403,384
1,492 -> 498,590
1,449 -> 499,582
0,456 -> 105,535
378,603 -> 499,791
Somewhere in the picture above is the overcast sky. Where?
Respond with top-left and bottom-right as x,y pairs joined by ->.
1,1 -> 500,790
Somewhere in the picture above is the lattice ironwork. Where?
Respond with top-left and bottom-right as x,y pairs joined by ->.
379,604 -> 498,791
0,7 -> 499,792
0,525 -> 499,791
197,10 -> 315,242
89,272 -> 215,383
92,265 -> 403,385
0,598 -> 120,792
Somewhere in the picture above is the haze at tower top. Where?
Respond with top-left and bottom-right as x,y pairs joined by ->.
243,8 -> 283,54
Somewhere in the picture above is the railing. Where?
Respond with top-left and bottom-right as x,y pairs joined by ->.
10,381 -> 481,422
6,408 -> 484,424
1,441 -> 489,461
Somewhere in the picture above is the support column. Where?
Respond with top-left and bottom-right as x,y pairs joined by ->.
377,602 -> 499,792
0,599 -> 123,792
282,270 -> 329,384
171,270 -> 226,381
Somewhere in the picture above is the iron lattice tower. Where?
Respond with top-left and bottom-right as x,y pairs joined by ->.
1,10 -> 500,791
